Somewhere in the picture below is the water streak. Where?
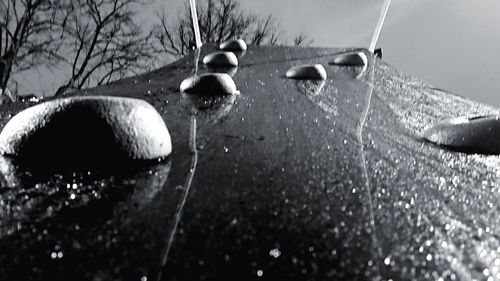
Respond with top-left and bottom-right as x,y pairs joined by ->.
156,116 -> 198,281
193,48 -> 201,75
356,58 -> 384,271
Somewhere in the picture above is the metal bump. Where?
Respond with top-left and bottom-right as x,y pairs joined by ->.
285,64 -> 327,80
203,51 -> 238,67
330,51 -> 368,67
180,73 -> 238,96
0,96 -> 172,171
219,39 -> 247,52
423,115 -> 500,154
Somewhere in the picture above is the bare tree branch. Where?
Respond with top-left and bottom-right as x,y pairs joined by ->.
55,0 -> 154,96
0,0 -> 67,94
151,0 -> 312,62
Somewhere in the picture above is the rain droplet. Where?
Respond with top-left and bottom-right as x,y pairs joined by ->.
269,248 -> 281,258
426,254 -> 433,261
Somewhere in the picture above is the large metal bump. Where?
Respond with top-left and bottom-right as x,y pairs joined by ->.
0,96 -> 172,171
423,115 -> 500,154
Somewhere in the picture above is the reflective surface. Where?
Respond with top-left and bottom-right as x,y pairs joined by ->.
1,45 -> 500,280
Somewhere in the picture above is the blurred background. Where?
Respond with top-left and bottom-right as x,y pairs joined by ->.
2,0 -> 500,107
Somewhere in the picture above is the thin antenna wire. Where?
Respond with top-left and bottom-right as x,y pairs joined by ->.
369,0 -> 392,53
189,0 -> 202,48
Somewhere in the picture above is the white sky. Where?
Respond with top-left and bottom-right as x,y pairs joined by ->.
237,0 -> 500,107
13,0 -> 500,107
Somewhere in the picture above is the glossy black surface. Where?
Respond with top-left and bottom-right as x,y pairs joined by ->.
1,45 -> 500,281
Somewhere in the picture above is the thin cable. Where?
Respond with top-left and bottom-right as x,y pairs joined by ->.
189,0 -> 202,48
369,0 -> 392,53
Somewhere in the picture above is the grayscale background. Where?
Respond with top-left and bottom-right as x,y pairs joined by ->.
15,0 -> 500,107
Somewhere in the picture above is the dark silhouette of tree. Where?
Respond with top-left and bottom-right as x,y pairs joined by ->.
3,0 -> 309,97
1,0 -> 154,97
152,0 -> 310,58
0,0 -> 67,95
55,0 -> 154,96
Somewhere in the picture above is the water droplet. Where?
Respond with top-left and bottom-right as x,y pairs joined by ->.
257,270 -> 263,277
269,248 -> 281,258
483,268 -> 491,276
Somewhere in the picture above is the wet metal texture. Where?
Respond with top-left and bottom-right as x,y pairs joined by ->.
1,45 -> 500,281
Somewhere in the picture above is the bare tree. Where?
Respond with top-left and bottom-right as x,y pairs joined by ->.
0,0 -> 67,95
55,0 -> 154,96
152,0 -> 311,58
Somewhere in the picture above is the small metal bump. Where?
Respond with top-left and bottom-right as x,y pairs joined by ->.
285,64 -> 327,80
330,51 -> 368,67
180,73 -> 238,97
219,39 -> 247,52
203,51 -> 238,67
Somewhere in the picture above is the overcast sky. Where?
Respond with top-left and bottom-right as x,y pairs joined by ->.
15,0 -> 500,107
237,0 -> 500,107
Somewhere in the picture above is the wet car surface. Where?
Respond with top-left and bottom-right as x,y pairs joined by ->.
1,45 -> 500,281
